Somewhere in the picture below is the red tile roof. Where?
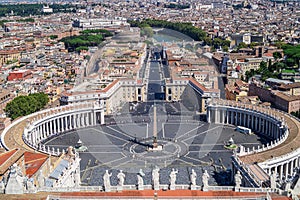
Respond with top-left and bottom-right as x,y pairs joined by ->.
100,79 -> 119,93
0,149 -> 24,175
188,78 -> 208,92
24,152 -> 48,178
0,149 -> 17,166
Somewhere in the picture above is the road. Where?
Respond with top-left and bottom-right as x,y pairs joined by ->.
147,61 -> 165,101
147,49 -> 165,101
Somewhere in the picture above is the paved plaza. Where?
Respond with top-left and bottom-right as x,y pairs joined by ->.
43,102 -> 270,187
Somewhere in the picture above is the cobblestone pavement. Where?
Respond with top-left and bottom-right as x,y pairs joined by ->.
44,102 -> 268,187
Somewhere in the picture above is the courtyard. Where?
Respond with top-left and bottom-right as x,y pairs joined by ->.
43,102 -> 270,187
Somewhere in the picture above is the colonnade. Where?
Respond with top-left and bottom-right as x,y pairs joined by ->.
22,103 -> 106,155
266,157 -> 300,180
206,103 -> 296,186
207,107 -> 284,140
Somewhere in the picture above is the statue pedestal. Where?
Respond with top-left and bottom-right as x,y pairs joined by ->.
202,186 -> 208,192
154,185 -> 159,191
117,186 -> 123,191
170,184 -> 176,190
104,187 -> 111,192
191,185 -> 197,190
138,185 -> 144,190
234,186 -> 240,192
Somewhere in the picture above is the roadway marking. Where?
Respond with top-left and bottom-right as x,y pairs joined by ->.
87,144 -> 124,147
149,80 -> 162,82
164,122 -> 202,125
184,154 -> 207,164
176,124 -> 205,140
188,142 -> 261,146
113,159 -> 133,168
189,150 -> 231,153
177,158 -> 196,166
105,126 -> 135,139
81,155 -> 128,172
189,144 -> 224,146
116,123 -> 148,126
182,126 -> 222,142
90,128 -> 129,142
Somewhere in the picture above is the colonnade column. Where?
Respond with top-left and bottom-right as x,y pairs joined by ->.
73,115 -> 77,129
49,120 -> 53,135
35,129 -> 39,145
60,117 -> 63,132
246,113 -> 249,127
258,117 -> 261,133
285,163 -> 288,179
32,130 -> 36,146
264,120 -> 271,136
101,111 -> 105,125
86,113 -> 90,126
251,114 -> 254,130
226,111 -> 229,124
81,113 -> 85,127
80,113 -> 84,127
42,124 -> 46,139
269,121 -> 272,137
54,118 -> 57,134
270,122 -> 273,138
290,160 -> 294,175
76,114 -> 80,128
213,109 -> 217,123
65,116 -> 68,131
254,116 -> 258,131
36,127 -> 40,143
58,117 -> 61,133
46,122 -> 49,137
91,112 -> 95,126
280,164 -> 283,180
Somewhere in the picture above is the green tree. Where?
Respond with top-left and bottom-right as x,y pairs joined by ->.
274,41 -> 285,49
237,42 -> 248,50
5,93 -> 49,120
141,26 -> 154,38
212,38 -> 223,49
128,19 -> 206,41
49,35 -> 58,40
223,46 -> 229,52
245,69 -> 256,81
250,42 -> 260,48
286,58 -> 295,67
273,52 -> 282,60
60,31 -> 107,52
76,46 -> 89,53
